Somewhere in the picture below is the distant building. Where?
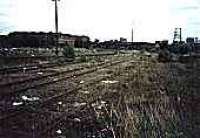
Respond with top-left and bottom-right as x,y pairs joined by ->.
194,37 -> 199,43
186,37 -> 195,44
0,32 -> 90,48
59,34 -> 76,47
60,34 -> 90,47
155,40 -> 168,48
120,37 -> 127,43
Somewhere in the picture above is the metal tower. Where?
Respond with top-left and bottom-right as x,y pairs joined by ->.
173,28 -> 182,44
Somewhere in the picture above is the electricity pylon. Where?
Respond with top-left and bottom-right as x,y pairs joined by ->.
173,28 -> 182,44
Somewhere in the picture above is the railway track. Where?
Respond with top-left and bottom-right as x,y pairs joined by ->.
29,60 -> 137,137
0,59 -> 117,96
0,53 -> 116,74
0,61 -> 74,74
0,53 -> 116,61
0,57 -> 131,121
0,61 -> 130,138
0,58 -> 135,138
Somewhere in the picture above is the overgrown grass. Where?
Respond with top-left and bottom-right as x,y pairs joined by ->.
85,55 -> 199,137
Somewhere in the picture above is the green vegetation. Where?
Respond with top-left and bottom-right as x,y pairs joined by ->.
62,46 -> 75,59
79,55 -> 87,62
81,56 -> 199,137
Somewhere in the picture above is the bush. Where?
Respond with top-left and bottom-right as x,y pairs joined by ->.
79,55 -> 87,62
62,46 -> 75,59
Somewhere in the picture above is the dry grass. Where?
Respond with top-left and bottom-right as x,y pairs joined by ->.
82,55 -> 200,138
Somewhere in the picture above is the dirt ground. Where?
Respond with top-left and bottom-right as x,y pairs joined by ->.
0,54 -> 199,138
48,55 -> 200,138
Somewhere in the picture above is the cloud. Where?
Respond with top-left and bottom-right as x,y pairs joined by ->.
0,22 -> 13,33
0,13 -> 6,16
179,6 -> 199,10
0,0 -> 200,42
168,0 -> 200,40
0,26 -> 12,32
191,22 -> 200,25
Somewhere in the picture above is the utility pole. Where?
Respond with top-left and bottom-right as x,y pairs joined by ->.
52,0 -> 60,55
131,28 -> 134,43
180,28 -> 182,42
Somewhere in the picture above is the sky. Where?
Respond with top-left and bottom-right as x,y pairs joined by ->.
0,0 -> 200,42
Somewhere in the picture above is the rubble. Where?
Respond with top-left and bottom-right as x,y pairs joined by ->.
21,95 -> 40,102
37,72 -> 43,75
1,54 -> 199,137
80,90 -> 90,94
73,102 -> 87,108
12,102 -> 23,106
56,129 -> 62,134
80,80 -> 85,84
73,118 -> 81,122
101,80 -> 119,84
58,101 -> 63,105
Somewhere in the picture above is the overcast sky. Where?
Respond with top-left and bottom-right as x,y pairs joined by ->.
0,0 -> 200,42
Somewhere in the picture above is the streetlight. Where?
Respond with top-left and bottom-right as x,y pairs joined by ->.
52,0 -> 60,55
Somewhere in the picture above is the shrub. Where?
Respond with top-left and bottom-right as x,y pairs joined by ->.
79,55 -> 87,62
62,46 -> 75,59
